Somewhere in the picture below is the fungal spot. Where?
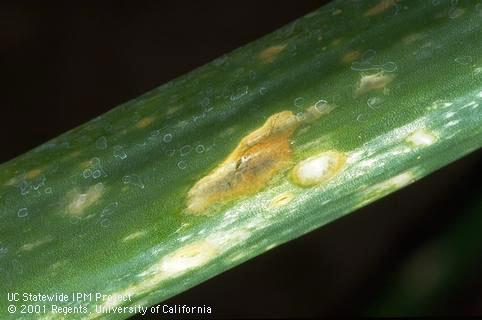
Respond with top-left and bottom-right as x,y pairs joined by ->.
67,183 -> 104,217
258,44 -> 287,63
291,151 -> 346,187
448,7 -> 465,19
122,231 -> 147,242
379,171 -> 414,189
268,192 -> 295,208
156,240 -> 218,277
186,105 -> 335,214
446,120 -> 460,127
25,169 -> 42,180
136,117 -> 155,129
406,129 -> 437,147
355,72 -> 394,96
299,101 -> 335,124
364,0 -> 398,17
331,38 -> 343,47
341,50 -> 361,64
187,111 -> 299,214
20,236 -> 53,251
402,33 -> 424,45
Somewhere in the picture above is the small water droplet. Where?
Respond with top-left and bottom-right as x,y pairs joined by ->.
454,56 -> 472,65
83,169 -> 92,179
200,97 -> 210,107
361,49 -> 377,62
100,218 -> 110,228
448,7 -> 464,19
96,136 -> 108,150
314,99 -> 328,112
259,87 -> 268,95
294,97 -> 305,107
230,86 -> 249,101
163,134 -> 173,143
356,114 -> 366,122
414,44 -> 433,60
122,174 -> 145,189
92,170 -> 102,179
102,202 -> 119,217
295,112 -> 305,122
17,208 -> 29,218
367,97 -> 384,109
180,145 -> 192,156
195,145 -> 205,153
32,175 -> 46,190
113,145 -> 128,160
0,247 -> 8,258
382,62 -> 397,72
177,160 -> 187,170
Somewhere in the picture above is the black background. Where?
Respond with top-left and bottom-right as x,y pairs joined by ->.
1,1 -> 482,318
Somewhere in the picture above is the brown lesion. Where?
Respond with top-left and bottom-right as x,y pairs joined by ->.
341,50 -> 361,64
136,116 -> 155,129
186,111 -> 300,214
364,0 -> 398,17
25,168 -> 42,179
258,44 -> 287,63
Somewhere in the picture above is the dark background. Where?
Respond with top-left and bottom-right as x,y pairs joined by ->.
1,1 -> 481,318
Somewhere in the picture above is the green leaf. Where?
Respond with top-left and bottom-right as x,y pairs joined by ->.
1,0 -> 481,319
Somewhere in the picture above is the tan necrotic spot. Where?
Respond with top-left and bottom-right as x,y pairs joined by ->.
269,191 -> 295,208
402,33 -> 424,45
355,72 -> 394,96
26,169 -> 42,179
186,104 -> 337,214
291,151 -> 346,187
331,38 -> 344,47
67,183 -> 104,217
20,235 -> 54,252
122,231 -> 147,242
186,111 -> 300,214
364,0 -> 398,17
341,50 -> 361,64
406,128 -> 437,147
258,44 -> 287,63
159,240 -> 218,276
136,116 -> 155,129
